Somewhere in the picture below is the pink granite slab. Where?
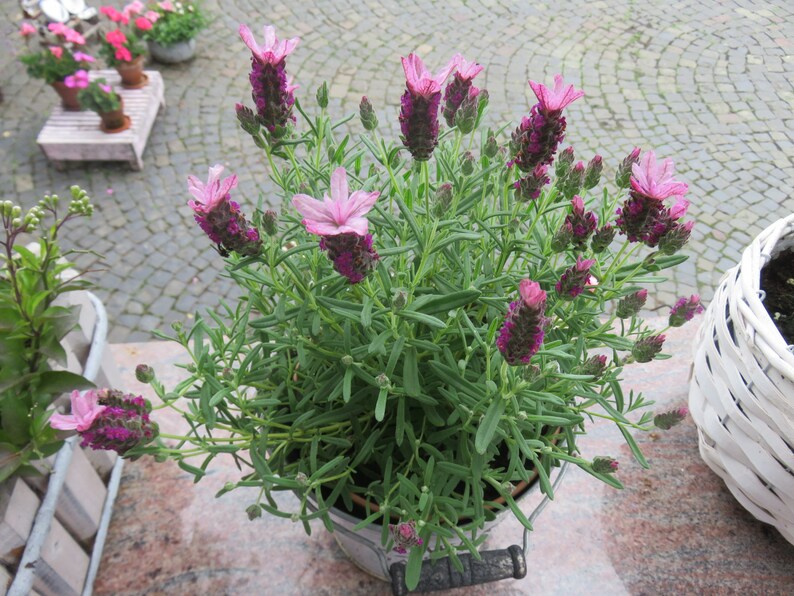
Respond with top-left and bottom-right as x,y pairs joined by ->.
94,319 -> 794,595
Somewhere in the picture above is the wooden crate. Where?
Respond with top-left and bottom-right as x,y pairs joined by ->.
37,70 -> 166,171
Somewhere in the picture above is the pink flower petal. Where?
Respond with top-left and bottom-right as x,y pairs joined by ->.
49,412 -> 79,431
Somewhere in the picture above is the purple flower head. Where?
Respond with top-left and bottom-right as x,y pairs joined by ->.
668,294 -> 703,327
579,354 -> 608,379
187,165 -> 262,256
616,289 -> 648,319
319,233 -> 379,284
555,256 -> 596,299
528,74 -> 584,114
654,407 -> 689,430
77,389 -> 159,455
442,55 -> 483,127
562,196 -> 598,249
292,167 -> 379,236
390,521 -> 424,555
631,334 -> 666,363
510,78 -> 582,174
630,151 -> 689,201
240,24 -> 299,135
399,53 -> 458,161
239,24 -> 299,66
497,279 -> 548,366
514,165 -> 549,202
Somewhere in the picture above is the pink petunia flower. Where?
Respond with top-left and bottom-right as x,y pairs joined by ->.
239,24 -> 300,66
106,29 -> 127,47
48,22 -> 68,35
64,70 -> 90,89
20,22 -> 37,36
115,46 -> 133,62
158,0 -> 174,10
64,28 -> 86,45
49,46 -> 63,59
99,83 -> 113,94
49,390 -> 107,432
135,16 -> 153,31
401,52 -> 458,98
187,164 -> 239,212
292,167 -> 379,236
528,74 -> 584,113
144,10 -> 160,22
100,5 -> 124,22
123,0 -> 145,18
73,51 -> 95,63
630,151 -> 689,201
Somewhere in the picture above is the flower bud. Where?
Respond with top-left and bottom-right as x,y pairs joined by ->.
433,183 -> 453,216
508,218 -> 521,233
654,407 -> 689,430
616,147 -> 641,189
461,151 -> 475,176
578,354 -> 608,379
11,206 -> 21,218
514,165 -> 550,202
235,102 -> 260,135
561,161 -> 585,199
669,294 -> 703,327
484,135 -> 498,158
455,88 -> 480,134
135,364 -> 155,383
390,521 -> 424,555
359,96 -> 378,131
591,224 -> 616,253
592,456 -> 619,474
376,373 -> 390,388
616,289 -> 648,319
246,504 -> 262,520
341,355 -> 354,367
631,334 -> 666,363
583,155 -> 603,190
316,82 -> 329,108
222,367 -> 234,381
550,222 -> 573,252
262,210 -> 278,236
658,221 -> 694,255
555,146 -> 575,179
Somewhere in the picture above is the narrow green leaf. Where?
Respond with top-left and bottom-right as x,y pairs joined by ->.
375,387 -> 388,421
403,348 -> 420,397
475,398 -> 505,454
619,425 -> 649,468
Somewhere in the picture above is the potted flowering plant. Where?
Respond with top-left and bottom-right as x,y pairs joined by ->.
77,79 -> 130,132
99,23 -> 698,592
98,2 -> 150,87
18,21 -> 96,110
137,1 -> 208,64
0,187 -> 96,482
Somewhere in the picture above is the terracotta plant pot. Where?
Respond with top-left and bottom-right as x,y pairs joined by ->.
98,99 -> 130,133
50,81 -> 82,111
114,55 -> 147,89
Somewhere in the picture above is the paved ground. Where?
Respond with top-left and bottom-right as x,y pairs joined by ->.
1,0 -> 793,342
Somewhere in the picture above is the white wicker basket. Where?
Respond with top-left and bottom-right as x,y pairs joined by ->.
689,214 -> 794,545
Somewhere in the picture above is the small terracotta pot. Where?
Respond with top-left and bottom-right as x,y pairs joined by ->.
50,81 -> 82,111
115,55 -> 147,89
99,98 -> 129,133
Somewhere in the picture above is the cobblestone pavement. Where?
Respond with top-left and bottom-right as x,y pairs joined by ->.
1,0 -> 793,341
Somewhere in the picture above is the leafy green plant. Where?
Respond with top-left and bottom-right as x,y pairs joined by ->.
141,1 -> 208,45
130,24 -> 696,590
0,188 -> 96,481
78,79 -> 122,113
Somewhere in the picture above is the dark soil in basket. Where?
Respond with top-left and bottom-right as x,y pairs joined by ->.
760,248 -> 794,345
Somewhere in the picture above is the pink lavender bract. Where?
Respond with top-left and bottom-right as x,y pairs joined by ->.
442,55 -> 482,127
399,53 -> 458,161
49,390 -> 106,432
187,165 -> 262,256
77,388 -> 158,455
497,279 -> 548,365
292,167 -> 379,236
630,151 -> 688,200
239,24 -> 300,134
390,521 -> 424,555
528,74 -> 585,113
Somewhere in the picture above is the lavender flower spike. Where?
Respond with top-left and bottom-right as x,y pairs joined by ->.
497,279 -> 548,366
442,55 -> 483,127
510,75 -> 584,173
239,24 -> 300,135
78,389 -> 159,455
399,53 -> 459,161
668,294 -> 704,327
187,165 -> 262,257
555,256 -> 596,299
